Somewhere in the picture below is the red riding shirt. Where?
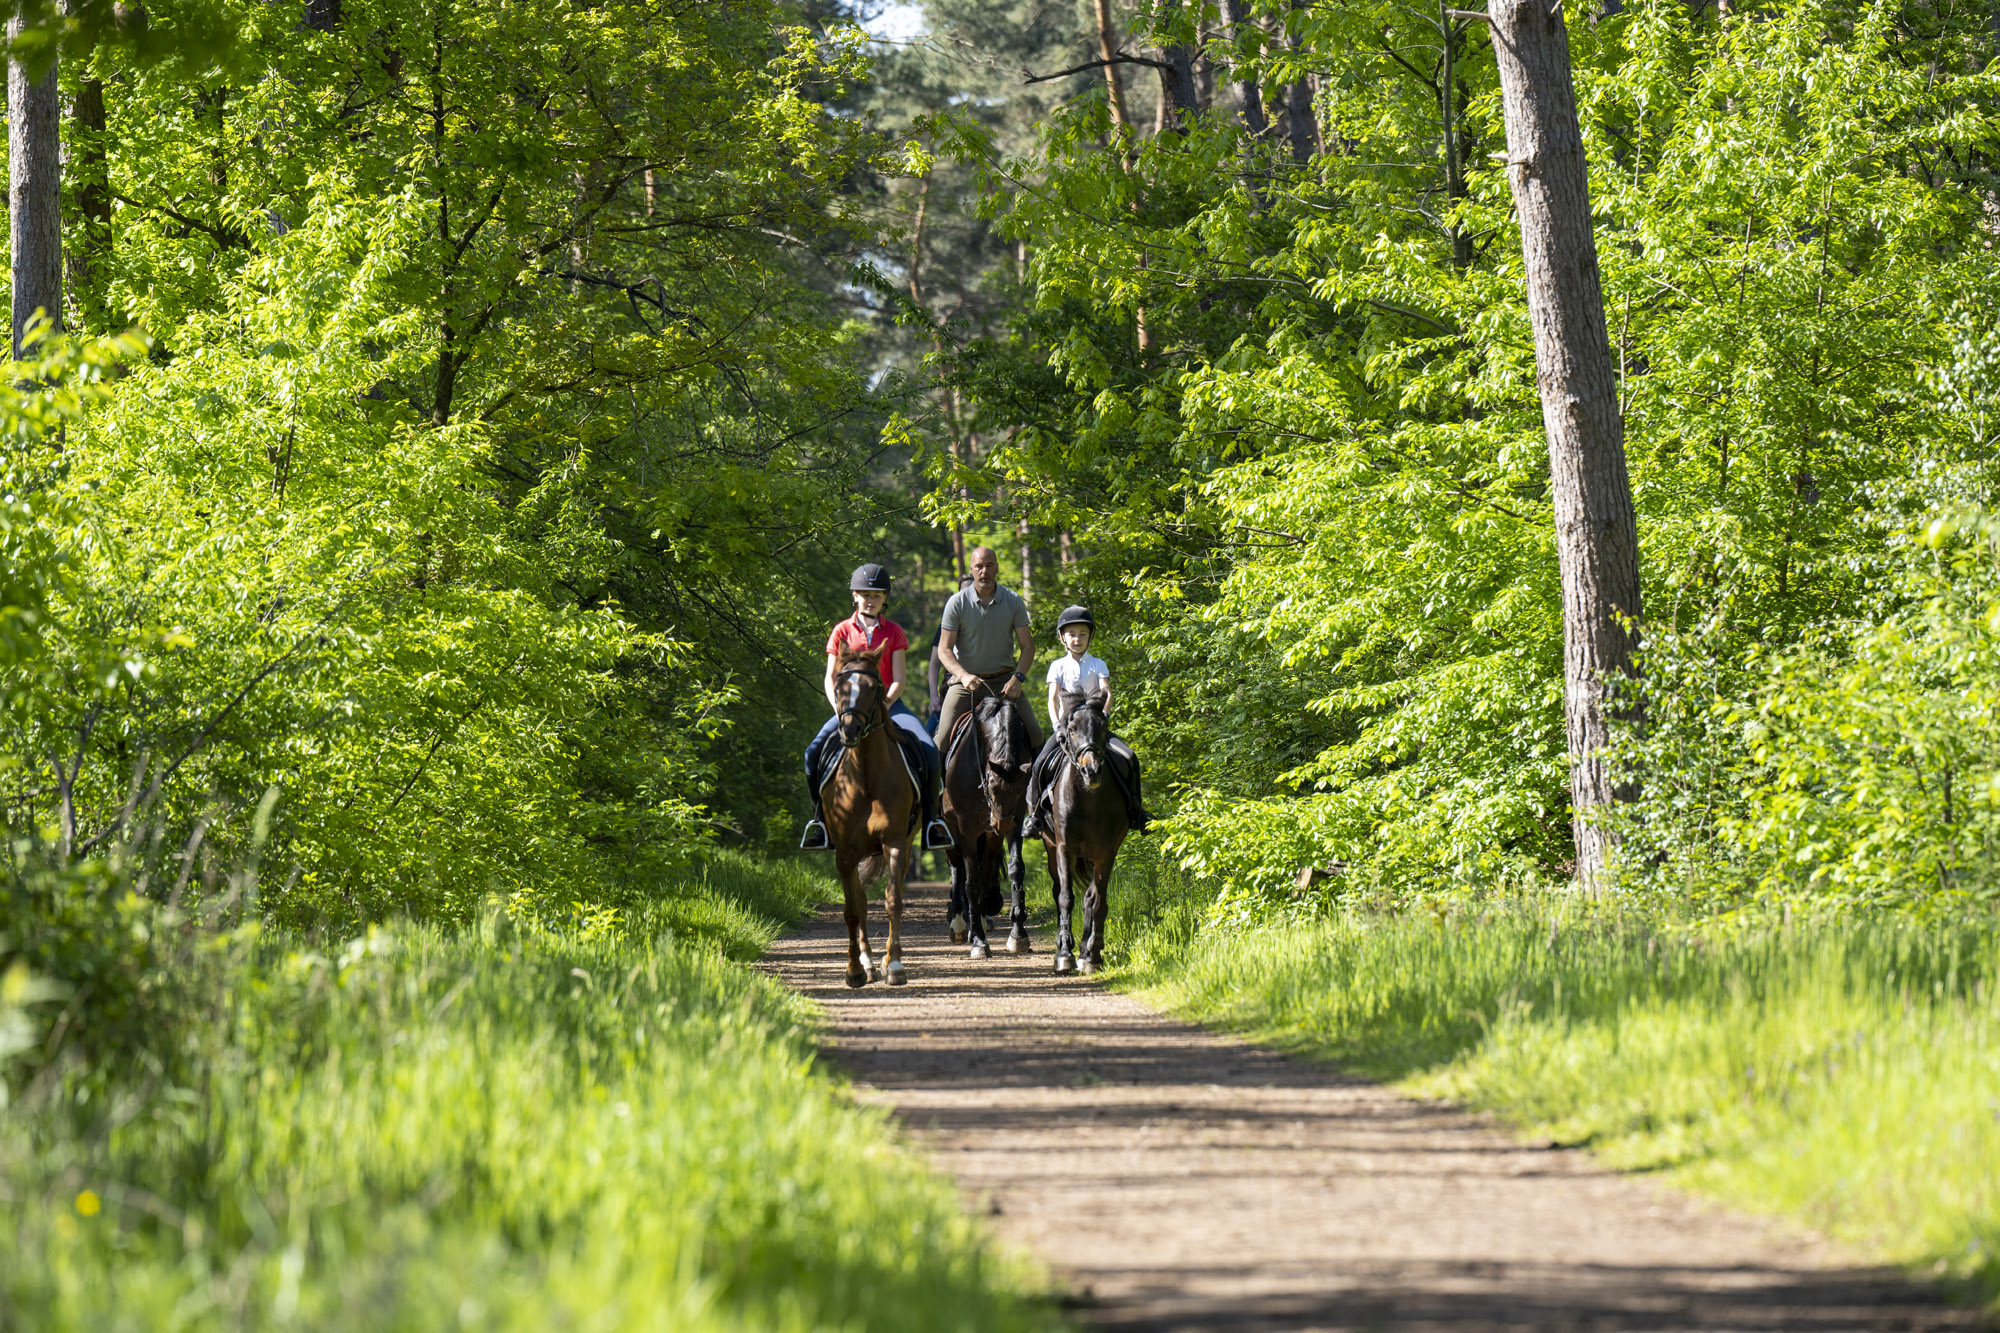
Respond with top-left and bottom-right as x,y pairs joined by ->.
825,614 -> 909,689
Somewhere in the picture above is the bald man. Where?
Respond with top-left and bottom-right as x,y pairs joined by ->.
933,546 -> 1040,751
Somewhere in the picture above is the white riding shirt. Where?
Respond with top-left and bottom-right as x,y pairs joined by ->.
1047,652 -> 1110,724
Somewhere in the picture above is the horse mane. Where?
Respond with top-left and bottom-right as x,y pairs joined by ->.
1060,688 -> 1106,718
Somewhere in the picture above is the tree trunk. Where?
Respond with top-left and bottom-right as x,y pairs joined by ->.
1096,0 -> 1152,351
1489,0 -> 1642,891
1153,0 -> 1200,132
1222,0 -> 1269,137
9,14 -> 62,359
1094,0 -> 1133,134
1439,1 -> 1472,269
68,73 -> 112,331
302,0 -> 340,30
1285,2 -> 1317,164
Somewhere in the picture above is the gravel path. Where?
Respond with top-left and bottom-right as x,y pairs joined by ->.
765,880 -> 1981,1332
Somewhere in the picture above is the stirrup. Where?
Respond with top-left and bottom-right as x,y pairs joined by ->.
923,819 -> 955,850
799,820 -> 831,851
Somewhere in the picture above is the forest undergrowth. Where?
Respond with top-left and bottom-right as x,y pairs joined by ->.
1104,844 -> 2000,1308
0,851 -> 1055,1332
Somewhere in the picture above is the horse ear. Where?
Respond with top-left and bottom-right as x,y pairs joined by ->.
1018,761 -> 1033,775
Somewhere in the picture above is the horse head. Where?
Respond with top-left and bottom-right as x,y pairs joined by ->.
1061,690 -> 1110,789
834,647 -> 888,747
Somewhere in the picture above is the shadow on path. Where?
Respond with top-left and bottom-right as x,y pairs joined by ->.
764,880 -> 1982,1333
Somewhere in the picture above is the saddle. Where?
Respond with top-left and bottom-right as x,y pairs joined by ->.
815,731 -> 924,836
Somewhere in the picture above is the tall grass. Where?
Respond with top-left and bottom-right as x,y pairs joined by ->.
1106,859 -> 2000,1300
1,851 -> 1054,1330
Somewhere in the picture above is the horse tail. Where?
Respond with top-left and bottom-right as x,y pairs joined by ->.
855,853 -> 887,886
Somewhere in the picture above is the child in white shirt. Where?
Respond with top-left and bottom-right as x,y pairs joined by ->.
1021,605 -> 1149,838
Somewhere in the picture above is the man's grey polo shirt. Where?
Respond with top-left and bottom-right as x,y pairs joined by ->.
941,585 -> 1031,676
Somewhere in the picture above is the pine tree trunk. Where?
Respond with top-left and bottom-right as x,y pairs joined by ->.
1488,0 -> 1641,891
1094,0 -> 1133,134
9,16 -> 62,359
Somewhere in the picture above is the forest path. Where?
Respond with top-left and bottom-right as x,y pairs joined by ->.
764,880 -> 1977,1332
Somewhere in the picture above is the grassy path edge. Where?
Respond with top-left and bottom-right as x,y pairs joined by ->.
1103,899 -> 2000,1313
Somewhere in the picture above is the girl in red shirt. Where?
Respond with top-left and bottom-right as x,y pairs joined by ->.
802,564 -> 953,850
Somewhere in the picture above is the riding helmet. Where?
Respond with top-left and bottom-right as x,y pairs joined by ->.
849,563 -> 891,592
1055,605 -> 1095,633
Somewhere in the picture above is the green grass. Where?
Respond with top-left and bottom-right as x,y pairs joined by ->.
1105,864 -> 2000,1303
1,851 -> 1055,1331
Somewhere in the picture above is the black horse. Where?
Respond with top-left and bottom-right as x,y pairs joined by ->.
1040,692 -> 1130,974
941,689 -> 1033,959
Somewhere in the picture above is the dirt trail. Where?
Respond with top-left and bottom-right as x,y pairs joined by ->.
765,880 -> 1980,1332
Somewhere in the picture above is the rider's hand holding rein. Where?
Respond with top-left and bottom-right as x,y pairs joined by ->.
825,585 -> 906,712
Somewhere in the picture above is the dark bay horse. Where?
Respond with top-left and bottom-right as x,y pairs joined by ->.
822,646 -> 912,987
941,688 -> 1033,960
1040,692 -> 1129,974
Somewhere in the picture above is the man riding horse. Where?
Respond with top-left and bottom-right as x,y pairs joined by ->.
801,564 -> 953,852
934,547 -> 1041,754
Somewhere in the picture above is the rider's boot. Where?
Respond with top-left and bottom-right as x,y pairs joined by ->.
800,786 -> 832,851
922,771 -> 954,850
1020,801 -> 1044,841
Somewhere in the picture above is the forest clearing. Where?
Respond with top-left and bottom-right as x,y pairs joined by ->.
3,0 -> 1999,1326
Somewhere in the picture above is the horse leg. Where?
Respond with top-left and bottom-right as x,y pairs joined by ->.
883,843 -> 909,986
946,843 -> 968,944
837,853 -> 870,988
1052,844 -> 1077,974
1004,828 -> 1031,954
1080,852 -> 1114,974
966,839 -> 992,961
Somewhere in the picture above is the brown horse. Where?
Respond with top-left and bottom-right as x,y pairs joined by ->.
822,646 -> 912,988
1041,692 -> 1129,974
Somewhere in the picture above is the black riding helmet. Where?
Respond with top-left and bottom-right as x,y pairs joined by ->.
1055,605 -> 1095,633
850,563 -> 891,593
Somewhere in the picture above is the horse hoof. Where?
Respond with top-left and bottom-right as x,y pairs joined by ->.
949,929 -> 967,945
885,961 -> 908,986
845,970 -> 869,989
1079,958 -> 1100,976
1006,930 -> 1031,955
1054,953 -> 1076,974
969,941 -> 990,961
948,915 -> 966,944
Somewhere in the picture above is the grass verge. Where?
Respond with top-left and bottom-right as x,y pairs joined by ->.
1,849 -> 1055,1330
1104,859 -> 2000,1304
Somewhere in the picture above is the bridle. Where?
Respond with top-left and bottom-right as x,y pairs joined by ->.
1065,704 -> 1108,781
835,663 -> 888,744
